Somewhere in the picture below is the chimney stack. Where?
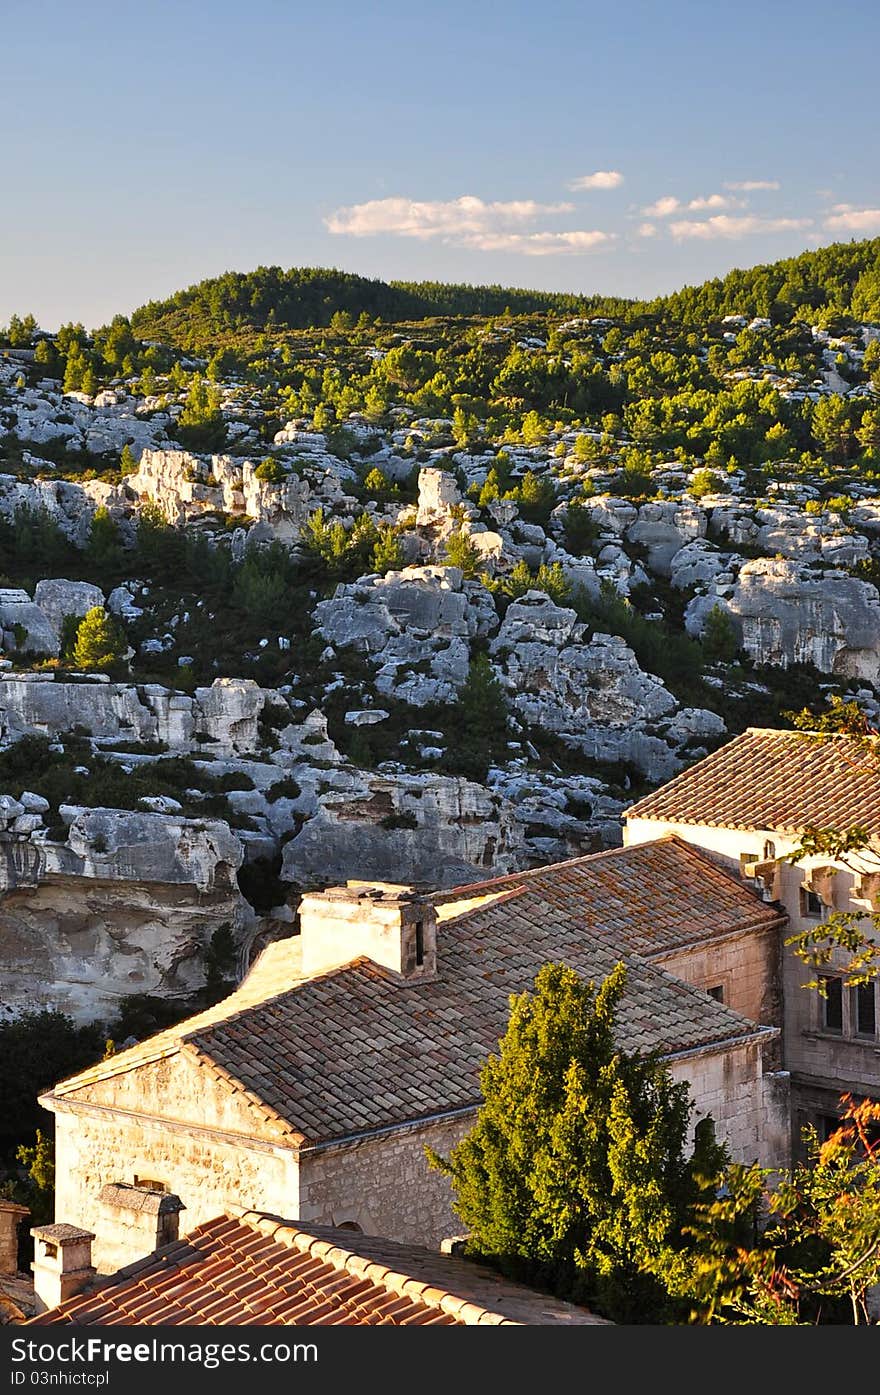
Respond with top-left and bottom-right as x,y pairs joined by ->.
0,1200 -> 29,1275
299,883 -> 437,981
30,1224 -> 95,1314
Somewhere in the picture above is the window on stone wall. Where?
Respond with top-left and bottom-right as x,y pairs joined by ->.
819,1113 -> 840,1142
801,887 -> 824,919
853,982 -> 877,1040
763,839 -> 776,860
707,985 -> 724,1003
820,976 -> 843,1033
414,919 -> 425,967
739,850 -> 759,877
133,1176 -> 168,1193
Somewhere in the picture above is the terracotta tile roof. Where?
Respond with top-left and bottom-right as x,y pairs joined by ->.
435,835 -> 784,959
27,1212 -> 606,1326
48,839 -> 777,1147
624,728 -> 880,836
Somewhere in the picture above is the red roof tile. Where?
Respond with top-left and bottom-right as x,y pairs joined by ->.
624,728 -> 880,835
27,1214 -> 606,1327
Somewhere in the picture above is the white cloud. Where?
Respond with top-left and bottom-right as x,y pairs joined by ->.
567,170 -> 624,190
463,229 -> 615,256
325,195 -> 573,240
642,195 -> 681,218
637,222 -> 657,238
669,214 -> 813,240
687,193 -> 743,211
724,180 -> 780,191
643,192 -> 742,218
325,194 -> 614,255
825,206 -> 880,233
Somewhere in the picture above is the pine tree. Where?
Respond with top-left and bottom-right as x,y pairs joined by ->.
443,530 -> 481,579
72,607 -> 124,671
177,376 -> 225,451
702,603 -> 738,663
86,506 -> 122,572
372,524 -> 404,575
119,444 -> 138,476
453,653 -> 508,781
430,961 -> 727,1322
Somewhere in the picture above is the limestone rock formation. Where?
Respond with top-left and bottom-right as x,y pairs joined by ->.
0,808 -> 250,1025
686,558 -> 880,682
281,768 -> 524,888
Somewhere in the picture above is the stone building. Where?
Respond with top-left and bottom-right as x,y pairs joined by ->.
41,837 -> 790,1272
624,727 -> 880,1148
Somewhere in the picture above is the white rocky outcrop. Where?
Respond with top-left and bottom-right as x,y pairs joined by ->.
313,566 -> 497,705
0,588 -> 60,656
626,501 -> 707,576
0,807 -> 251,1025
686,558 -> 880,682
127,450 -> 313,540
281,767 -> 524,888
0,674 -> 271,754
490,592 -> 722,780
0,474 -> 128,546
33,579 -> 105,639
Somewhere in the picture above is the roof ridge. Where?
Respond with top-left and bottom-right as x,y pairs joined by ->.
436,834 -> 681,901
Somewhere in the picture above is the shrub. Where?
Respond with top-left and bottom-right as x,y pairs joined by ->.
72,606 -> 125,671
254,457 -> 286,484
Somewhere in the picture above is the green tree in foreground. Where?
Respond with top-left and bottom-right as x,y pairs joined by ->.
73,606 -> 125,671
674,1096 -> 880,1324
429,961 -> 726,1322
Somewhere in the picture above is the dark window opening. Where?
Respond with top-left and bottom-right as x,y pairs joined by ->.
134,1177 -> 168,1193
336,1221 -> 363,1233
821,976 -> 843,1033
819,1113 -> 840,1143
763,839 -> 776,860
854,983 -> 876,1039
802,888 -> 824,919
707,985 -> 724,1003
739,851 -> 758,876
414,919 -> 425,967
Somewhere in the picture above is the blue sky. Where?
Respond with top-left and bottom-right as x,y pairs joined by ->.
2,0 -> 879,329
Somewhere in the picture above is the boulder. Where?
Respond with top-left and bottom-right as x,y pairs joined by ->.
34,579 -> 105,640
281,769 -> 525,888
627,501 -> 707,576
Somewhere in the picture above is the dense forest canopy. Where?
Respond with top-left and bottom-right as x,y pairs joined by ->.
127,239 -> 880,352
130,267 -> 626,345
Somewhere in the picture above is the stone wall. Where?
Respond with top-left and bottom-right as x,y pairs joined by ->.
625,815 -> 878,1144
656,927 -> 782,1046
52,1106 -> 299,1274
298,1114 -> 474,1248
668,1039 -> 782,1167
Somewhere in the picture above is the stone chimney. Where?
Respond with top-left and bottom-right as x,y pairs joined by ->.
0,1199 -> 29,1274
299,883 -> 438,981
97,1184 -> 184,1271
30,1224 -> 95,1314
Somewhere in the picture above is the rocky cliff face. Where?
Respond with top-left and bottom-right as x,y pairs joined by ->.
491,592 -> 723,780
687,559 -> 880,682
0,807 -> 250,1025
0,674 -> 267,753
281,767 -> 524,888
